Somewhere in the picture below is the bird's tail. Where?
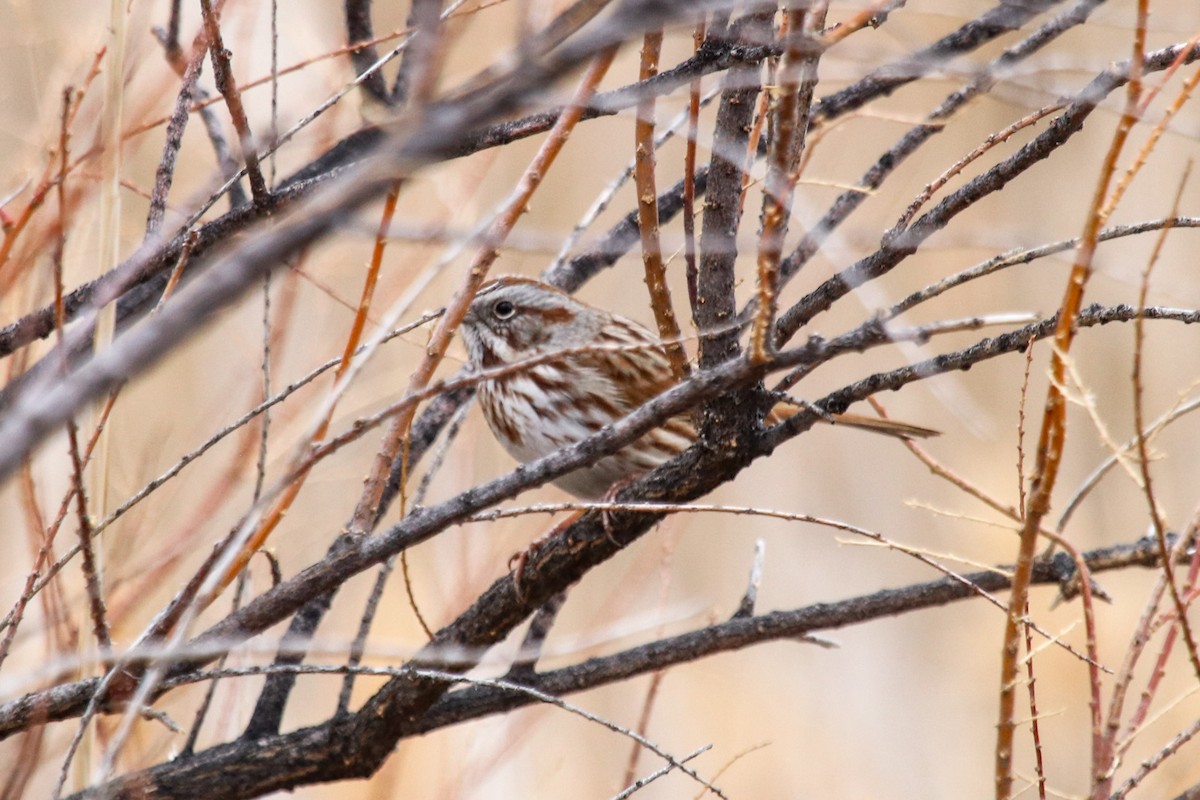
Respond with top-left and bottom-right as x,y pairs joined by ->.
769,401 -> 938,439
828,411 -> 939,439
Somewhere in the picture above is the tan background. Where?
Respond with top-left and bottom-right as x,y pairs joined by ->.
2,0 -> 1200,797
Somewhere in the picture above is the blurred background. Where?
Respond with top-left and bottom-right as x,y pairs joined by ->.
1,0 -> 1200,797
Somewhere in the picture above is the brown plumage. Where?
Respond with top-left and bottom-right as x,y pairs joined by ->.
459,276 -> 935,499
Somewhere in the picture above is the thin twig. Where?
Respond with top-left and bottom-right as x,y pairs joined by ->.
634,28 -> 689,380
348,46 -> 618,537
199,0 -> 269,208
52,87 -> 112,660
683,20 -> 705,311
616,744 -> 713,799
1121,162 -> 1199,785
750,5 -> 824,362
998,3 -> 1150,795
893,102 -> 1064,231
696,10 -> 770,371
146,20 -> 211,236
732,539 -> 766,619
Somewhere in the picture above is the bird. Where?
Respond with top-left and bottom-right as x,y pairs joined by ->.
459,275 -> 935,500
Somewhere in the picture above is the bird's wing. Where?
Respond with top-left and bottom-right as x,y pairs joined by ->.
574,314 -> 698,443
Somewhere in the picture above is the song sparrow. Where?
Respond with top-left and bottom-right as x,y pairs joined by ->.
460,275 -> 934,500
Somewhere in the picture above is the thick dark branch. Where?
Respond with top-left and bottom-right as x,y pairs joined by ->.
389,0 -> 442,107
695,10 -> 769,370
240,160 -> 709,738
0,188 -> 284,367
412,534 -> 1168,734
281,31 -> 771,191
693,8 -> 772,450
344,0 -> 391,104
3,303 -> 1195,741
77,534 -> 1171,799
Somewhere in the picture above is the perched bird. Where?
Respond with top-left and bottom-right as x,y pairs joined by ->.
459,275 -> 935,499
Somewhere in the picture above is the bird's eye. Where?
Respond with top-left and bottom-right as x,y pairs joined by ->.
492,300 -> 516,320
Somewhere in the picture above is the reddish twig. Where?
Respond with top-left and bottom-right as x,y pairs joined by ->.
894,102 -> 1064,231
0,47 -> 105,283
346,46 -> 618,537
1096,161 -> 1198,797
751,5 -> 825,362
996,5 -> 1150,798
634,29 -> 688,381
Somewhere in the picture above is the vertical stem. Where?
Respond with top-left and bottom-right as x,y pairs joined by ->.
696,10 -> 772,371
996,4 -> 1149,798
682,21 -> 705,312
751,4 -> 825,362
634,29 -> 688,380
